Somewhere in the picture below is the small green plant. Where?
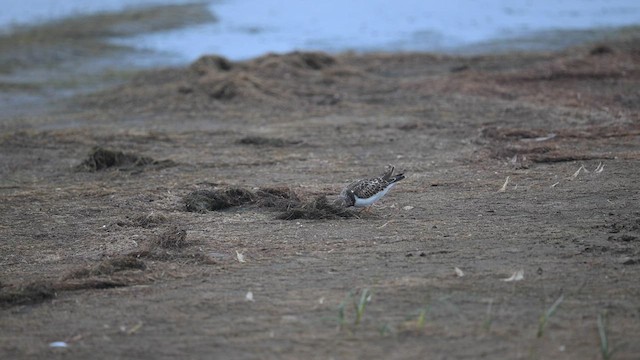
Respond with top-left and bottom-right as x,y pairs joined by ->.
597,311 -> 622,360
378,323 -> 392,336
336,288 -> 372,331
337,298 -> 348,331
537,294 -> 564,338
597,312 -> 611,360
483,299 -> 494,332
354,288 -> 372,326
416,307 -> 428,329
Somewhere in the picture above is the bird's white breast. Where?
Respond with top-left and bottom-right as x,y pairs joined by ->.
353,183 -> 396,207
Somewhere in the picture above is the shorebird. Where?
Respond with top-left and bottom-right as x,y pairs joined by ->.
338,165 -> 406,211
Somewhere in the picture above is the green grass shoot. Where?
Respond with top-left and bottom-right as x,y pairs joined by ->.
483,299 -> 493,332
354,288 -> 371,326
537,294 -> 564,338
413,304 -> 433,330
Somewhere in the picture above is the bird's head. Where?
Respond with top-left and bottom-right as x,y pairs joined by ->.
335,188 -> 355,207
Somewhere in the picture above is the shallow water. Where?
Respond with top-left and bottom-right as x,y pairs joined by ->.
2,0 -> 639,61
1,0 -> 638,123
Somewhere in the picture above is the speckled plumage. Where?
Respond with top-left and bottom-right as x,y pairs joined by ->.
340,165 -> 405,208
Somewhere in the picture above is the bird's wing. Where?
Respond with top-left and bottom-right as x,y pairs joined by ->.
351,177 -> 390,199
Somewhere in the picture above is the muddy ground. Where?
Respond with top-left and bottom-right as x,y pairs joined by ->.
1,14 -> 639,359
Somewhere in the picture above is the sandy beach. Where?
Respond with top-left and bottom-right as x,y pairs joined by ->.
1,4 -> 639,359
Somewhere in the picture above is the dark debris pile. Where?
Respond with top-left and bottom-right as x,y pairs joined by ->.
184,187 -> 354,220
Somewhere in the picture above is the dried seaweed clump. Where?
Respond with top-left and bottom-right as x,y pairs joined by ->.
129,225 -> 218,264
277,195 -> 355,220
253,51 -> 337,73
184,188 -> 256,213
132,212 -> 168,228
183,187 -> 353,220
64,256 -> 146,280
92,256 -> 146,274
190,54 -> 234,74
154,225 -> 188,249
1,257 -> 148,308
293,51 -> 337,70
76,147 -> 160,171
0,282 -> 55,307
255,187 -> 301,208
184,186 -> 302,213
199,73 -> 275,100
237,136 -> 302,147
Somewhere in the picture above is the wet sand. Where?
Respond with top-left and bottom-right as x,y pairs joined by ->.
1,7 -> 639,360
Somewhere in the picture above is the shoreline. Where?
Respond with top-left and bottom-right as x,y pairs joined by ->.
0,3 -> 216,121
1,4 -> 639,124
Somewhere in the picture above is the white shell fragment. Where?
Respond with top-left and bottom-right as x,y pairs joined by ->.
594,162 -> 604,173
572,165 -> 586,178
502,270 -> 524,282
49,341 -> 68,348
498,176 -> 510,192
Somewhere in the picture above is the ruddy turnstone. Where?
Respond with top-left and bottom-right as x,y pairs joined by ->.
339,165 -> 405,211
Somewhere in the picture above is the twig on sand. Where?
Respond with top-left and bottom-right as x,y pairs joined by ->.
572,165 -> 587,178
498,176 -> 510,192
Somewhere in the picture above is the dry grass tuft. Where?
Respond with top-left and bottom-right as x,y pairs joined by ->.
184,187 -> 300,213
55,279 -> 128,291
184,187 -> 353,220
64,256 -> 146,280
0,281 -> 55,307
76,147 -> 174,172
190,54 -> 234,74
125,224 -> 217,264
0,255 -> 150,308
198,72 -> 277,100
277,195 -> 355,220
154,225 -> 188,249
237,136 -> 301,147
132,212 -> 168,228
184,188 -> 255,212
255,187 -> 301,209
